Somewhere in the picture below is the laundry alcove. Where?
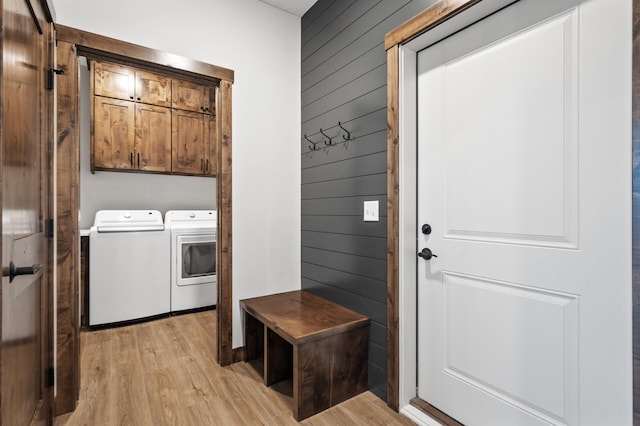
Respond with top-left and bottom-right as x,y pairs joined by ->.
54,25 -> 234,415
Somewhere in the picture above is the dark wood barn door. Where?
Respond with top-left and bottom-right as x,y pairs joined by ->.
1,0 -> 53,423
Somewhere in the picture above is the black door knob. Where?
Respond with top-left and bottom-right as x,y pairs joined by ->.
2,261 -> 42,283
417,248 -> 437,260
421,224 -> 432,235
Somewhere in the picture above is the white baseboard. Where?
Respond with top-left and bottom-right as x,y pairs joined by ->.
400,404 -> 444,426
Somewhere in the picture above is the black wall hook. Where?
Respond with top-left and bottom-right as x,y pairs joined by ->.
305,134 -> 319,151
320,128 -> 333,146
338,122 -> 351,140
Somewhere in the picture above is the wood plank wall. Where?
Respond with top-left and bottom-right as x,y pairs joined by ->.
300,0 -> 438,401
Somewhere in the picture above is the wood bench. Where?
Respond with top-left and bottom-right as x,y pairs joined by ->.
240,290 -> 370,420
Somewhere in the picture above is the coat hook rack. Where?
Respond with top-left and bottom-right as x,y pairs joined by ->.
320,128 -> 333,146
305,134 -> 319,151
338,121 -> 351,141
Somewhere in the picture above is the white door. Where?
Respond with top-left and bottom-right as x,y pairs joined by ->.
416,0 -> 631,425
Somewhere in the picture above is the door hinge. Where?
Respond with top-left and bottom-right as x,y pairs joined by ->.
46,218 -> 54,238
46,367 -> 54,388
46,68 -> 64,91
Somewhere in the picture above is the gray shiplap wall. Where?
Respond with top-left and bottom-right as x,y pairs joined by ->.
301,0 -> 437,401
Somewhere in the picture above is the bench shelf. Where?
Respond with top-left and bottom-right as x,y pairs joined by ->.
240,290 -> 369,420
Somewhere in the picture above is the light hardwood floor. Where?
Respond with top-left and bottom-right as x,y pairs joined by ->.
54,310 -> 415,425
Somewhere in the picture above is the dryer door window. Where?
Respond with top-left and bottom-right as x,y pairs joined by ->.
176,233 -> 216,287
182,241 -> 216,278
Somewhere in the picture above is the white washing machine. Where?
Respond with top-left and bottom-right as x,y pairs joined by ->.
165,210 -> 217,312
89,210 -> 170,325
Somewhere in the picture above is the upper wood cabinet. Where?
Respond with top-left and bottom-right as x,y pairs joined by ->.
92,60 -> 217,177
93,61 -> 171,106
93,62 -> 132,101
92,97 -> 171,173
136,71 -> 171,106
93,97 -> 135,170
135,104 -> 172,172
172,109 -> 205,175
172,79 -> 215,114
172,110 -> 217,176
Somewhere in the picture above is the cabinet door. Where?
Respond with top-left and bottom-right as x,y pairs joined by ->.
204,86 -> 216,115
135,70 -> 171,106
204,114 -> 217,176
135,104 -> 172,172
172,109 -> 205,175
93,61 -> 134,101
93,97 -> 135,170
172,79 -> 206,113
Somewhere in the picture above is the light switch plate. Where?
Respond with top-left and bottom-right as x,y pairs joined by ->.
364,200 -> 379,222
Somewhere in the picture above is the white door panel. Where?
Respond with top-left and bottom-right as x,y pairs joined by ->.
441,12 -> 577,247
417,0 -> 631,424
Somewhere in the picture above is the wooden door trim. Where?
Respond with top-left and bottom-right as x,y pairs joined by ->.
55,25 -> 234,83
54,26 -> 235,415
385,0 -> 482,412
384,0 -> 482,50
217,80 -> 233,366
54,39 -> 81,416
385,0 -> 639,420
385,43 -> 400,412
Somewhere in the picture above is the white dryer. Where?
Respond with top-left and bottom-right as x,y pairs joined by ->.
165,210 -> 217,312
89,210 -> 170,325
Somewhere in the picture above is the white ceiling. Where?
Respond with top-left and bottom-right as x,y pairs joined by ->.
258,0 -> 318,17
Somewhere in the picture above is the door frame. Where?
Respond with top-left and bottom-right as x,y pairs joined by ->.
384,0 -> 639,422
53,24 -> 235,415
